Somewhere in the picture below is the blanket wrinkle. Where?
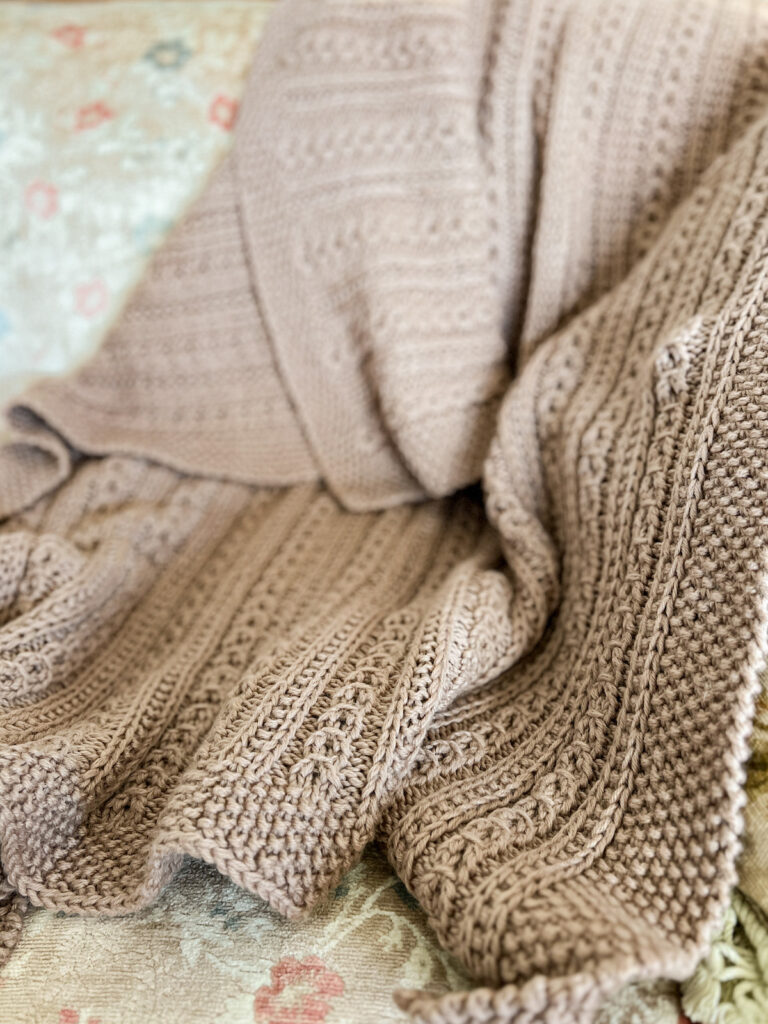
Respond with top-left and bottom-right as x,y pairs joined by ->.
2,2 -> 768,1023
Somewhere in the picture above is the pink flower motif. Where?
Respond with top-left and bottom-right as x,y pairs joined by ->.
25,180 -> 59,219
52,25 -> 86,49
58,1011 -> 100,1024
253,956 -> 344,1024
74,279 -> 109,318
209,94 -> 238,131
75,102 -> 114,132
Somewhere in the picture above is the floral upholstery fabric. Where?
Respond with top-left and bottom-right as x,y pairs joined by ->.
0,0 -> 271,415
0,850 -> 468,1024
0,848 -> 679,1024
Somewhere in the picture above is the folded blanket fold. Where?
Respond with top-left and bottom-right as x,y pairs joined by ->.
2,2 -> 768,1023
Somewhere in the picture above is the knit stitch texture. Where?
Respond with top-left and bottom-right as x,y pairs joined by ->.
2,2 -> 768,1023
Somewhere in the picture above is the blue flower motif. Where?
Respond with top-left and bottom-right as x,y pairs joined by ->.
209,899 -> 244,931
143,38 -> 192,71
333,880 -> 350,900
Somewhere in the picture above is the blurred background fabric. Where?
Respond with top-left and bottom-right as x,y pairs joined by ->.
0,845 -> 683,1024
0,0 -> 271,416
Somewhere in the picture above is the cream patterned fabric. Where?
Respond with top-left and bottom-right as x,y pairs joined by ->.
0,850 -> 468,1024
0,848 -> 679,1024
0,0 -> 272,414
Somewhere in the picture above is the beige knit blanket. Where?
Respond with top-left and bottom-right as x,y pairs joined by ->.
1,1 -> 768,1021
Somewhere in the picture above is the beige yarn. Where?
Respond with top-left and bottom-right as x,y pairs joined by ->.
2,2 -> 768,1023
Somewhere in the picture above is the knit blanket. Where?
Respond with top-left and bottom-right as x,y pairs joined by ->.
1,2 -> 768,1023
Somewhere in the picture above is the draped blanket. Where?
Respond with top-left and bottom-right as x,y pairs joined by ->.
2,1 -> 768,1021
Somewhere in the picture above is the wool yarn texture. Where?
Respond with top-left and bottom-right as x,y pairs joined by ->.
2,1 -> 768,1022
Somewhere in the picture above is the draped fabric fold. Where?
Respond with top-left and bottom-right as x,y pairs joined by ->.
2,2 -> 768,1022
